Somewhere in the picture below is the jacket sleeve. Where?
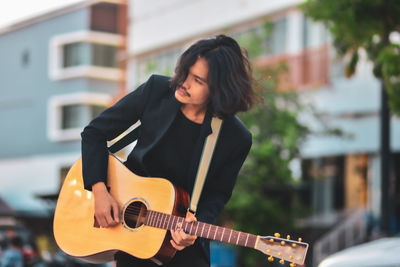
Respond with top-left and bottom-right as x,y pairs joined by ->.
81,75 -> 156,190
195,137 -> 252,225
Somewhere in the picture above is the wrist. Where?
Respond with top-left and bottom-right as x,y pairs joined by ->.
92,182 -> 107,193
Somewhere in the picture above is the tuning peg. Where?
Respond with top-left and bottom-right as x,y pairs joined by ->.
268,256 -> 274,262
298,237 -> 302,242
274,233 -> 281,238
290,263 -> 297,267
287,235 -> 291,240
289,256 -> 294,260
279,259 -> 285,264
269,238 -> 274,243
278,252 -> 282,256
267,249 -> 271,254
292,243 -> 297,247
281,241 -> 286,246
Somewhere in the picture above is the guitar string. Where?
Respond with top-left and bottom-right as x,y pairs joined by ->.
117,211 -> 264,247
118,209 -> 262,244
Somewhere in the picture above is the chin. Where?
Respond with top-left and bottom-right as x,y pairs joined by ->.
174,90 -> 185,103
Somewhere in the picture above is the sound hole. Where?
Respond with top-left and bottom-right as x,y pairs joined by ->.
123,201 -> 148,229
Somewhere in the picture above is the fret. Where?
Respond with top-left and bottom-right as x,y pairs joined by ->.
159,213 -> 164,229
152,212 -> 157,228
144,211 -> 258,250
156,212 -> 161,228
167,214 -> 172,230
149,211 -> 155,226
144,211 -> 150,225
159,213 -> 163,228
245,233 -> 249,247
170,214 -> 175,230
232,231 -> 238,244
179,217 -> 184,230
161,213 -> 166,228
146,211 -> 151,226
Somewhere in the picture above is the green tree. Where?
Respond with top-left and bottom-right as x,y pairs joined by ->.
301,0 -> 400,235
221,27 -> 310,266
301,0 -> 400,115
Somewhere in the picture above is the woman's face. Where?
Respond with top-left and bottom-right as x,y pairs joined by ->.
174,57 -> 210,110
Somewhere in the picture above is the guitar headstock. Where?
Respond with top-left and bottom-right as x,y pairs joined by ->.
255,233 -> 309,266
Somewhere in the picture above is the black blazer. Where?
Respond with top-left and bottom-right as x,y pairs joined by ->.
81,74 -> 252,259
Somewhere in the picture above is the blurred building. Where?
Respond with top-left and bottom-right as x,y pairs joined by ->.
1,0 -> 399,266
0,0 -> 127,260
126,0 -> 400,266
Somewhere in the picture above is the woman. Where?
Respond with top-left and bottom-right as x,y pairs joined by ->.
81,34 -> 259,267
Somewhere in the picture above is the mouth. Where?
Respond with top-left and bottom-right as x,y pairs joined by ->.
178,86 -> 191,97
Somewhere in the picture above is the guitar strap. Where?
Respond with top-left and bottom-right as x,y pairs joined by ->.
187,117 -> 223,217
108,117 -> 223,217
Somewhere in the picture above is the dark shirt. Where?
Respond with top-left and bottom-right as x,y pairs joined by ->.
145,109 -> 202,192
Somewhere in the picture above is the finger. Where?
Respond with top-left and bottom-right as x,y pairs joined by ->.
185,215 -> 197,223
171,230 -> 182,245
176,229 -> 197,246
170,239 -> 184,251
112,202 -> 120,223
176,224 -> 197,240
96,215 -> 107,228
104,209 -> 116,226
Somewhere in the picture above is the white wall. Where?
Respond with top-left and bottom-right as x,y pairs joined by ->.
128,0 -> 304,55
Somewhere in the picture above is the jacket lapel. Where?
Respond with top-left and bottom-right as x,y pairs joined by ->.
145,92 -> 181,155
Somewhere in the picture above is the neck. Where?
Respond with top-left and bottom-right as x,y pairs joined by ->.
145,210 -> 257,248
180,104 -> 207,124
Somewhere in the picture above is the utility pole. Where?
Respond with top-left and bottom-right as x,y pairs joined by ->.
380,84 -> 392,235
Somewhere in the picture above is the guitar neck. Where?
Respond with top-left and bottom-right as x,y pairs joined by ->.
145,210 -> 257,248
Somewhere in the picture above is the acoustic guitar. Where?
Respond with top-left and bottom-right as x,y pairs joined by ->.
53,154 -> 308,266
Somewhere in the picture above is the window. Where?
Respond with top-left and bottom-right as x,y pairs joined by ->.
21,49 -> 30,67
61,42 -> 118,68
303,17 -> 329,49
48,93 -> 111,141
49,31 -> 124,81
92,43 -> 118,68
135,48 -> 182,84
232,18 -> 288,57
91,3 -> 119,34
61,104 -> 104,130
63,42 -> 88,68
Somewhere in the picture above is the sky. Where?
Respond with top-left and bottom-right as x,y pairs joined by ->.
0,0 -> 83,29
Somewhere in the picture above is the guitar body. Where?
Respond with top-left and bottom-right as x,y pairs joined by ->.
53,155 -> 189,265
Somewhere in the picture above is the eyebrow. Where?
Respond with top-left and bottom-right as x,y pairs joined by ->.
192,73 -> 207,83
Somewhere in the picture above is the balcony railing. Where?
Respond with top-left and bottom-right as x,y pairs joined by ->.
312,209 -> 367,267
254,44 -> 330,91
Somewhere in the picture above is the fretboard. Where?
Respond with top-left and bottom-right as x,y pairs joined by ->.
144,210 -> 257,248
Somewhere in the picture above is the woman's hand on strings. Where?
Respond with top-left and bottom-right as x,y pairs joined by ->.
92,182 -> 120,228
170,214 -> 198,250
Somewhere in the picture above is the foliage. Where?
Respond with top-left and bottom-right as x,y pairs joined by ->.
301,0 -> 400,115
221,28 -> 310,266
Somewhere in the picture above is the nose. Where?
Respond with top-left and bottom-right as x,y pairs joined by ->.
182,79 -> 190,90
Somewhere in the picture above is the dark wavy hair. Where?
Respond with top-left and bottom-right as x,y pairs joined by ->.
171,34 -> 259,118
